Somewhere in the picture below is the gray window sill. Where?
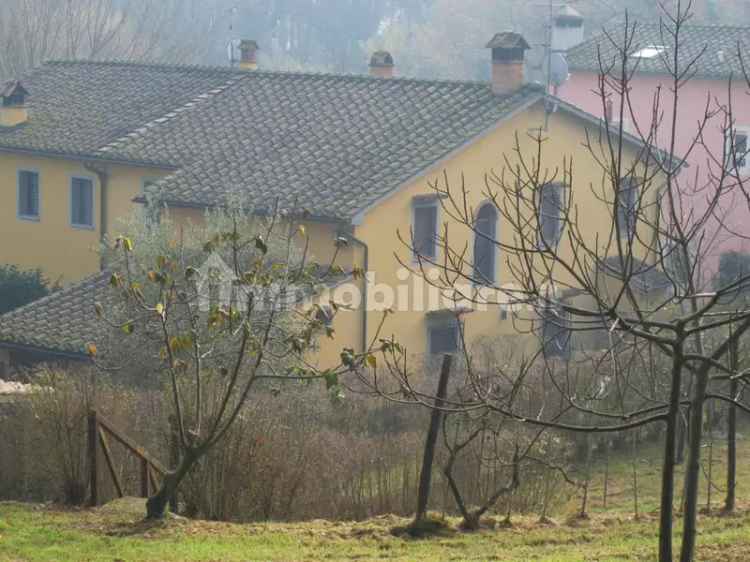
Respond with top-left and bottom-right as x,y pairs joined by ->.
71,223 -> 95,231
17,214 -> 40,222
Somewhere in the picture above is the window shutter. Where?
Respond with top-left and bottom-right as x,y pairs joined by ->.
18,171 -> 39,217
540,183 -> 563,247
474,204 -> 498,283
413,203 -> 438,258
617,178 -> 637,238
429,325 -> 458,354
72,178 -> 93,226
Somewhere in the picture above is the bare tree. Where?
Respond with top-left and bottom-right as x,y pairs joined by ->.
0,0 -> 215,80
360,3 -> 750,561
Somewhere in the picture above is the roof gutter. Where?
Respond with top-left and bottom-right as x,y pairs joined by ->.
341,230 -> 369,354
84,162 -> 109,267
0,340 -> 89,362
0,145 -> 179,171
134,196 -> 349,225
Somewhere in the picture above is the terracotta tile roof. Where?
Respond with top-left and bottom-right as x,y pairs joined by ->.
0,60 -> 546,219
0,272 -> 112,356
0,267 -> 353,356
0,61 -> 241,161
566,23 -> 750,80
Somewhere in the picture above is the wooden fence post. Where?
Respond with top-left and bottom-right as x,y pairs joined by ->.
140,458 -> 149,498
415,354 -> 453,521
88,411 -> 98,507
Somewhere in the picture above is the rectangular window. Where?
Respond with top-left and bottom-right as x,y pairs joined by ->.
617,177 -> 637,239
539,183 -> 564,248
726,128 -> 749,174
17,170 -> 39,219
427,314 -> 460,355
71,177 -> 94,228
541,306 -> 571,359
413,198 -> 438,259
142,178 -> 162,225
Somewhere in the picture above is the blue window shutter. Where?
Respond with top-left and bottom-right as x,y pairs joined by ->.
18,171 -> 39,217
413,203 -> 438,259
72,178 -> 94,226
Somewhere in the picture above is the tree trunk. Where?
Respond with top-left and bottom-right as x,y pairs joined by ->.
145,451 -> 198,519
675,409 -> 687,465
679,368 -> 710,562
415,354 -> 452,521
659,349 -> 684,562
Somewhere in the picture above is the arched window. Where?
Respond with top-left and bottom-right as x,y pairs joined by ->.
473,203 -> 498,283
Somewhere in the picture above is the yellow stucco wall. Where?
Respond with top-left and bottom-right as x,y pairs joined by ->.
0,152 -> 169,283
345,101 -> 660,364
0,99 -> 661,370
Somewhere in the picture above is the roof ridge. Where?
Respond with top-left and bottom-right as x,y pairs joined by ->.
42,58 -> 547,90
96,75 -> 244,157
44,59 -> 246,75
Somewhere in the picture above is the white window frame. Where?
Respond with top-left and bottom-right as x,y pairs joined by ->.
17,168 -> 40,221
70,174 -> 96,230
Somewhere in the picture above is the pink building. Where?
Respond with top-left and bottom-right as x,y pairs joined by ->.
555,9 -> 750,288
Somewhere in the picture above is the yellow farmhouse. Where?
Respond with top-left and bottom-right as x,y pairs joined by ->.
0,34 -> 663,375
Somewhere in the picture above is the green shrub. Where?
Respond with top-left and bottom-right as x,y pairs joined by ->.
0,264 -> 51,314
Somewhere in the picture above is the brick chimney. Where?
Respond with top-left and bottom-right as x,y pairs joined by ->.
239,40 -> 259,71
0,81 -> 29,127
369,51 -> 395,78
485,32 -> 530,96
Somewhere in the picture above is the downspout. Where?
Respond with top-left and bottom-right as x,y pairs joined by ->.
344,231 -> 369,354
84,163 -> 109,270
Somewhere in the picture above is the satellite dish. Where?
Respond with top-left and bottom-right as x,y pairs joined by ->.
227,39 -> 241,65
550,52 -> 570,88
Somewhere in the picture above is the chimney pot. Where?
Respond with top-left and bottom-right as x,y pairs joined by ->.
239,40 -> 259,71
0,80 -> 29,127
485,32 -> 530,96
369,50 -> 395,78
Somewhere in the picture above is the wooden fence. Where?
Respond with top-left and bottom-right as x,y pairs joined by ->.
87,410 -> 168,506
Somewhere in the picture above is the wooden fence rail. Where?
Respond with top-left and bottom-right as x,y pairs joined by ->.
88,410 -> 167,507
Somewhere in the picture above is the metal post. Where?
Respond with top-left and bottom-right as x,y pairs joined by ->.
140,458 -> 149,498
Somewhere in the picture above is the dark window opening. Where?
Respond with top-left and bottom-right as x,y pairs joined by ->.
143,179 -> 162,225
617,177 -> 638,239
474,203 -> 498,283
3,93 -> 25,107
413,200 -> 438,259
541,305 -> 571,359
727,130 -> 748,170
18,170 -> 39,218
539,183 -> 564,248
71,177 -> 94,227
428,317 -> 460,355
716,251 -> 750,302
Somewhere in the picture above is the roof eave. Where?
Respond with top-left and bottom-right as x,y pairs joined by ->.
0,145 -> 179,171
135,196 -> 350,225
0,340 -> 89,361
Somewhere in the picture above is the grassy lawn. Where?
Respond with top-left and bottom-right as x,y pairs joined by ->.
2,438 -> 750,561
